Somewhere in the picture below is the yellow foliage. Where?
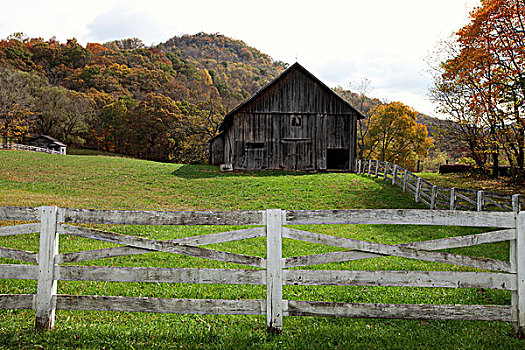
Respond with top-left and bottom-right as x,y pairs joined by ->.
364,102 -> 432,171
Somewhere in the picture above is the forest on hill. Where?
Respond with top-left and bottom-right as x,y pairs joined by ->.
0,32 -> 443,165
0,32 -> 286,163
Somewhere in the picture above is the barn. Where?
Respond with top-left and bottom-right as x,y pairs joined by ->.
27,135 -> 67,154
209,62 -> 364,171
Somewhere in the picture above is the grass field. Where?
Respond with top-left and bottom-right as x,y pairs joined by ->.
0,150 -> 524,349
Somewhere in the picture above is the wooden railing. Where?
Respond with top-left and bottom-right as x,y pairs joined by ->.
1,206 -> 524,336
356,159 -> 523,213
0,143 -> 65,155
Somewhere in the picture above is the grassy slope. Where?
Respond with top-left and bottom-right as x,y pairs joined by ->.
0,151 -> 522,349
0,151 -> 418,210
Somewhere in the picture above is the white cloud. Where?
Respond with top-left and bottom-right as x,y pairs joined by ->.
86,2 -> 165,44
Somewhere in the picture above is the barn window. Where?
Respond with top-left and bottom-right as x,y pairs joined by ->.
291,116 -> 302,126
246,142 -> 265,149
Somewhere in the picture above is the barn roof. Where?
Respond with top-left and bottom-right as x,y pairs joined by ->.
219,62 -> 365,132
29,135 -> 66,147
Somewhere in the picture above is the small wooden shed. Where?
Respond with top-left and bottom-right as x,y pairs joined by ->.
210,63 -> 364,171
27,135 -> 67,154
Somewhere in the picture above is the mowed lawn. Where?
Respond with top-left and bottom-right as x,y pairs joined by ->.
0,151 -> 523,349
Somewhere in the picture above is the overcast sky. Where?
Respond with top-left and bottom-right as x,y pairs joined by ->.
1,0 -> 481,118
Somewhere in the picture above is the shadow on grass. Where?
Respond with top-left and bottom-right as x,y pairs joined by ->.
171,164 -> 334,180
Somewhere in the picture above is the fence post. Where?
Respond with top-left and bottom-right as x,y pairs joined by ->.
415,177 -> 421,203
392,165 -> 398,186
358,160 -> 362,174
430,186 -> 437,210
383,162 -> 389,180
35,206 -> 59,330
513,194 -> 521,213
368,159 -> 372,176
516,211 -> 525,338
477,191 -> 484,212
403,170 -> 408,192
266,209 -> 283,333
375,161 -> 379,177
450,188 -> 456,211
511,215 -> 519,334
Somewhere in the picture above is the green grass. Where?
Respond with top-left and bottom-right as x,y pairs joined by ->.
0,150 -> 524,349
0,150 -> 419,210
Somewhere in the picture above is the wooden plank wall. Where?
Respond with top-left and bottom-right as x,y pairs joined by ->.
229,113 -> 355,171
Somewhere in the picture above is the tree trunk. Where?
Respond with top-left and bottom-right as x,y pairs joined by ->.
518,129 -> 524,170
491,152 -> 499,179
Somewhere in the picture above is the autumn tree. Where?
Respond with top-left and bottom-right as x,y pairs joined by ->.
127,93 -> 184,162
429,47 -> 490,168
54,91 -> 94,144
431,0 -> 525,178
92,96 -> 135,153
34,85 -> 68,136
0,67 -> 45,145
363,102 -> 432,170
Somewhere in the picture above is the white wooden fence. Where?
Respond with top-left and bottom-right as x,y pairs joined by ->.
356,159 -> 523,213
0,206 -> 524,337
0,143 -> 65,155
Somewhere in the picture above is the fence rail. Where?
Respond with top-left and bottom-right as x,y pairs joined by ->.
0,206 -> 524,337
0,143 -> 64,155
356,159 -> 523,213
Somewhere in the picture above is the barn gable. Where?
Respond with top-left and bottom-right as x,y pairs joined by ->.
210,63 -> 363,171
221,63 -> 363,130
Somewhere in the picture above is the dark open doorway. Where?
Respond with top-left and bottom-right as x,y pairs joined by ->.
326,148 -> 349,170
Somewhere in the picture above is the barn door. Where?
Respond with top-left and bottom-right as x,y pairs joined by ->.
280,141 -> 296,170
296,141 -> 313,170
245,142 -> 266,170
280,114 -> 313,171
280,140 -> 313,171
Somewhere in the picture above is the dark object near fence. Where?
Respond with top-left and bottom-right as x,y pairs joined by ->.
499,166 -> 510,176
439,164 -> 513,176
439,164 -> 472,174
209,63 -> 364,171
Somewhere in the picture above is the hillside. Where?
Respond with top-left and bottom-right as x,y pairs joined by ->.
416,113 -> 463,160
159,33 -> 286,102
0,33 -> 286,163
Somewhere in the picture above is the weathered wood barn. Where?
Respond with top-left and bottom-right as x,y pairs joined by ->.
27,135 -> 67,154
209,63 -> 364,171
